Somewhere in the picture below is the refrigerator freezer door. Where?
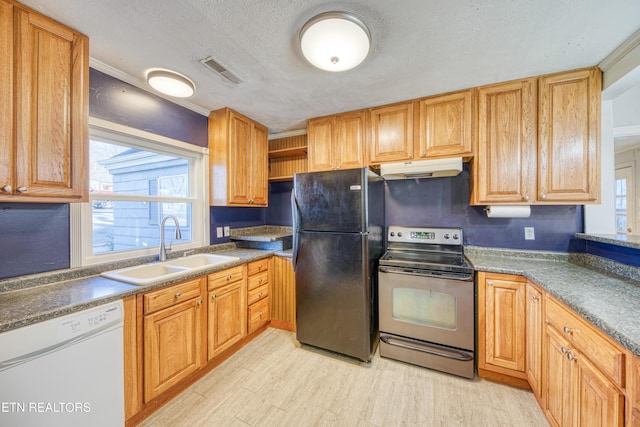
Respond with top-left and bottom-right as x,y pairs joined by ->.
294,168 -> 366,233
295,231 -> 373,361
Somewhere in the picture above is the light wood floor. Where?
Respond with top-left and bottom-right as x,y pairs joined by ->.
139,328 -> 549,426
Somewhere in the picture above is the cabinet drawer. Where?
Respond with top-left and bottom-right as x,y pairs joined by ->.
248,270 -> 269,291
248,297 -> 270,334
545,296 -> 626,387
248,283 -> 269,305
208,265 -> 245,290
247,258 -> 269,276
144,278 -> 202,314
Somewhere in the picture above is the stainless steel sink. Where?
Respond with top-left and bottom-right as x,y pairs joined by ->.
101,253 -> 240,285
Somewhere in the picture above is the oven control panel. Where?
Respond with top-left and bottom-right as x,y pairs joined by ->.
387,226 -> 462,245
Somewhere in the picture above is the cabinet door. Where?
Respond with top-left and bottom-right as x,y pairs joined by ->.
473,79 -> 537,204
271,255 -> 296,330
483,276 -> 526,373
545,325 -> 575,427
249,122 -> 268,205
538,68 -> 601,203
144,297 -> 203,401
228,112 -> 252,204
208,281 -> 246,359
307,116 -> 334,172
334,111 -> 365,170
416,89 -> 473,159
575,352 -> 625,427
0,0 -> 12,195
526,282 -> 543,401
14,8 -> 87,200
368,102 -> 414,164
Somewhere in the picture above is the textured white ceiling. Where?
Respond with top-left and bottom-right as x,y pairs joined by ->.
18,0 -> 640,134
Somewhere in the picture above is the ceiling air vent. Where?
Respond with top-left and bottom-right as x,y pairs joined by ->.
200,56 -> 244,85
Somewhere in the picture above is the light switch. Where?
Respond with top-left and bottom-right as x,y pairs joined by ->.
224,226 -> 230,237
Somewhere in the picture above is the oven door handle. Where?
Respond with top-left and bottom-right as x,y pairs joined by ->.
379,266 -> 473,281
380,335 -> 473,362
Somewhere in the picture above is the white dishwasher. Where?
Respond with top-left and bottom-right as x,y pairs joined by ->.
0,300 -> 124,427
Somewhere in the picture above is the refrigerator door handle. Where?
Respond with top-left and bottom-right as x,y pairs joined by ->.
291,190 -> 301,271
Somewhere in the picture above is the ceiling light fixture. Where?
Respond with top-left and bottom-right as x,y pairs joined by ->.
300,11 -> 371,72
146,69 -> 195,98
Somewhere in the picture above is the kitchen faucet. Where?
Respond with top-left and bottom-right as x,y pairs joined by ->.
159,215 -> 182,261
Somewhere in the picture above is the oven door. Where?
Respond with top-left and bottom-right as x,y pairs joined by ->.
378,266 -> 474,351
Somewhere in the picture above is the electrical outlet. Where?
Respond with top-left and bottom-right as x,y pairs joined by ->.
524,227 -> 535,240
216,227 -> 223,238
224,226 -> 230,237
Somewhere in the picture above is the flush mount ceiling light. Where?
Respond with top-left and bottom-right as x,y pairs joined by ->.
300,11 -> 371,72
146,69 -> 195,98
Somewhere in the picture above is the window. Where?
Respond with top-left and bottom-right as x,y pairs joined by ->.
74,119 -> 208,265
615,165 -> 635,234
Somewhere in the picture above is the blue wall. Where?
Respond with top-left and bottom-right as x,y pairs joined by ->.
270,166 -> 583,252
0,204 -> 70,279
0,69 -> 209,280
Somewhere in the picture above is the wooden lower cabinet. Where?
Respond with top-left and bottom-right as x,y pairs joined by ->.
142,277 -> 206,402
271,255 -> 296,331
479,271 -> 630,427
208,265 -> 247,360
526,282 -> 544,402
545,324 -> 624,427
247,258 -> 271,334
477,272 -> 528,384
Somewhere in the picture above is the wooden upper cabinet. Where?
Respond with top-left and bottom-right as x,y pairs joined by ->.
0,1 -> 88,202
0,1 -> 12,195
209,107 -> 268,206
249,122 -> 268,205
307,116 -> 334,172
538,67 -> 601,203
415,89 -> 474,159
307,111 -> 364,172
472,78 -> 537,205
367,101 -> 414,164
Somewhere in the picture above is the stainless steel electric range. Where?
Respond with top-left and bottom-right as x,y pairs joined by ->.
378,226 -> 475,379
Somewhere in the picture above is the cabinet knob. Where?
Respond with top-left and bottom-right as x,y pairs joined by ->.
211,294 -> 216,299
531,295 -> 539,301
523,194 -> 529,201
563,326 -> 573,334
1,185 -> 10,192
408,153 -> 413,158
175,292 -> 181,298
561,346 -> 568,354
567,353 -> 577,362
197,300 -> 202,306
227,275 -> 232,280
258,264 -> 262,269
540,193 -> 546,200
487,281 -> 493,286
17,186 -> 27,193
258,292 -> 263,298
259,311 -> 263,317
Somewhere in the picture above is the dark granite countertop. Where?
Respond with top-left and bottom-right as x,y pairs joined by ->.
230,225 -> 292,242
466,247 -> 640,356
0,247 -> 274,333
576,233 -> 640,250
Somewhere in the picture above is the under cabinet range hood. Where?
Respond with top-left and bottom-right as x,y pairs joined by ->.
379,157 -> 463,180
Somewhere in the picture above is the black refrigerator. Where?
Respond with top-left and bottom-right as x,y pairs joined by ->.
291,167 -> 384,362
